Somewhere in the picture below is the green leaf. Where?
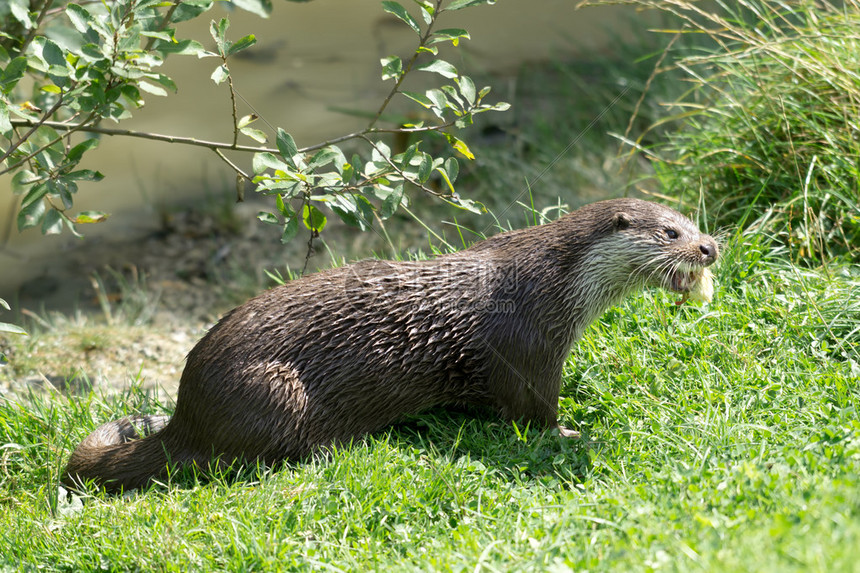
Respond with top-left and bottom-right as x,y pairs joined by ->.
67,138 -> 99,163
308,148 -> 341,170
64,169 -> 104,182
41,209 -> 63,235
73,211 -> 110,224
302,204 -> 327,232
425,88 -> 449,110
416,59 -> 458,79
17,192 -> 46,230
0,298 -> 9,311
152,74 -> 178,93
42,38 -> 67,69
47,179 -> 76,209
341,162 -> 355,183
401,91 -> 434,108
211,18 -> 230,55
65,4 -> 93,34
382,1 -> 421,34
0,57 -> 27,93
430,28 -> 470,46
444,157 -> 459,183
20,182 -> 48,208
138,81 -> 168,97
457,75 -> 476,105
211,64 -> 229,85
436,166 -> 455,194
331,195 -> 372,230
275,193 -> 294,217
280,216 -> 299,243
328,146 -> 348,174
240,127 -> 268,144
237,114 -> 258,129
154,39 -> 208,56
446,0 -> 496,10
10,170 -> 39,194
380,184 -> 404,219
417,3 -> 433,25
227,34 -> 257,57
9,0 -> 33,28
454,113 -> 473,129
380,56 -> 403,81
440,85 -> 463,108
171,1 -> 214,23
445,133 -> 475,160
449,195 -> 484,214
276,128 -> 298,165
417,154 -> 432,183
0,100 -> 10,134
140,30 -> 174,43
257,211 -> 279,225
0,322 -> 27,336
253,152 -> 293,175
230,0 -> 273,18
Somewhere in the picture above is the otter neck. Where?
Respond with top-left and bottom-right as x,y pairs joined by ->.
509,238 -> 639,355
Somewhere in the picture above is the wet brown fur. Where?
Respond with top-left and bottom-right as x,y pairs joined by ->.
64,198 -> 718,492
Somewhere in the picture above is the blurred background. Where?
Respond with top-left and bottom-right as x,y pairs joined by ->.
0,0 -> 667,308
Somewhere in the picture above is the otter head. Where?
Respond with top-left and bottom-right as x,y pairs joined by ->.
601,199 -> 719,298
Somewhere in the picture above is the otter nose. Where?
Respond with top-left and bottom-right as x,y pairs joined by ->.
699,242 -> 718,264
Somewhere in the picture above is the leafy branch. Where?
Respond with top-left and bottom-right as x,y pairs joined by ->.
0,0 -> 506,241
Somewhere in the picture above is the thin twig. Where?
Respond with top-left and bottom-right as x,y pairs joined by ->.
143,0 -> 182,51
4,118 -> 466,173
1,118 -> 277,176
213,148 -> 249,180
17,0 -> 55,56
228,70 -> 240,148
300,119 -> 461,154
366,0 -> 444,130
0,95 -> 67,165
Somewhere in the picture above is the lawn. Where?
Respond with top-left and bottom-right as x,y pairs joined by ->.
2,0 -> 859,569
1,235 -> 858,571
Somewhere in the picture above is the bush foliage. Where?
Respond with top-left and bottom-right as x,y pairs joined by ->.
591,0 -> 860,263
0,0 -> 506,241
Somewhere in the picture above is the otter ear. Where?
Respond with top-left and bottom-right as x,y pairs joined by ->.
612,211 -> 632,231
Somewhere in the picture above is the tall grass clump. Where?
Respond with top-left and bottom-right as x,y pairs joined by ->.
585,0 -> 860,263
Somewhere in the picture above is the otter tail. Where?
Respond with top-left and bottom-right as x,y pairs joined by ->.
63,415 -> 179,493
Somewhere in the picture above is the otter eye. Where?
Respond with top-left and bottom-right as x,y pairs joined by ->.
665,228 -> 679,240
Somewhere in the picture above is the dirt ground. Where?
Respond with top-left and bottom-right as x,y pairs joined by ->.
0,197 -> 417,402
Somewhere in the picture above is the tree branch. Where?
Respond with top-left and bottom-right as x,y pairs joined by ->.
143,0 -> 182,51
367,0 -> 444,130
3,117 -> 464,173
0,95 -> 67,165
18,0 -> 55,56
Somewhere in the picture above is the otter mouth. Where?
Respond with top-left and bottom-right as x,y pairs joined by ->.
669,267 -> 703,294
668,266 -> 715,305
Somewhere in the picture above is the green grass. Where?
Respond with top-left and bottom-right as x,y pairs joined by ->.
3,3 -> 860,568
2,235 -> 858,571
587,0 -> 860,263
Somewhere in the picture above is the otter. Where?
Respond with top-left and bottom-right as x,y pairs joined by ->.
64,198 -> 718,492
